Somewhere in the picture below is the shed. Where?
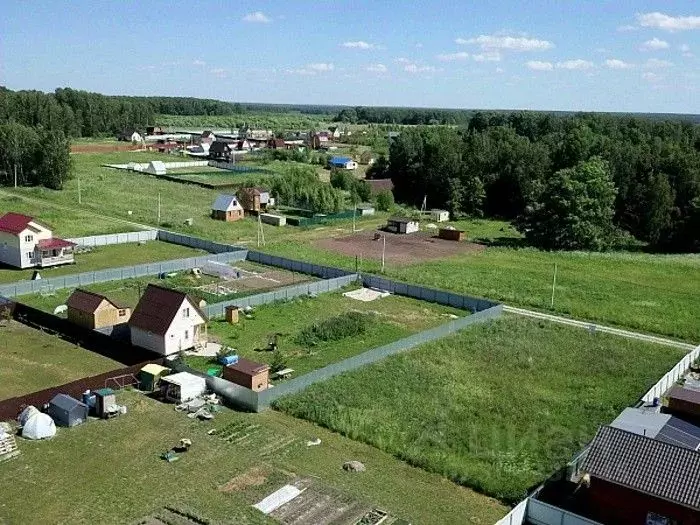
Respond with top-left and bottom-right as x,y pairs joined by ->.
356,204 -> 375,216
223,357 -> 270,392
328,156 -> 357,170
225,305 -> 240,324
239,187 -> 271,213
438,228 -> 465,241
160,372 -> 207,402
94,388 -> 117,418
211,194 -> 244,222
66,289 -> 131,329
430,209 -> 450,222
139,363 -> 172,392
386,217 -> 419,234
144,161 -> 166,175
664,385 -> 700,420
260,213 -> 286,226
48,394 -> 89,427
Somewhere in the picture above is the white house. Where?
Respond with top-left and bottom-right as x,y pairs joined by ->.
0,213 -> 76,269
430,209 -> 450,222
129,284 -> 208,356
119,129 -> 143,143
386,217 -> 420,234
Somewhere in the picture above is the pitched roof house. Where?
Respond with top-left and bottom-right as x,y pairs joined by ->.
118,129 -> 143,143
201,130 -> 216,144
223,357 -> 270,392
129,284 -> 208,356
211,194 -> 244,222
328,156 -> 357,170
0,213 -> 75,269
238,187 -> 272,213
582,425 -> 700,524
209,140 -> 236,161
66,289 -> 131,329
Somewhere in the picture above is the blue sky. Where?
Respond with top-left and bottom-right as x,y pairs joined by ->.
1,1 -> 699,113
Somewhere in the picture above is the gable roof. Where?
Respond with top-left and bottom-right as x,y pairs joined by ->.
37,238 -> 76,250
210,140 -> 234,154
329,156 -> 352,164
129,284 -> 207,336
66,289 -> 127,313
227,357 -> 269,376
212,194 -> 242,212
0,213 -> 39,234
50,394 -> 86,412
583,425 -> 700,510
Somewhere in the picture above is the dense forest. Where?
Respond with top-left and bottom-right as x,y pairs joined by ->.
369,112 -> 700,252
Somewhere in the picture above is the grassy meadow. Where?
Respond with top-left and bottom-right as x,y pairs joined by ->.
0,241 -> 204,284
0,389 -> 507,524
0,321 -> 122,400
274,315 -> 688,504
190,289 -> 464,376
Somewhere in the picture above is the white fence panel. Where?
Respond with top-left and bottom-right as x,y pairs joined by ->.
526,500 -> 601,525
495,498 -> 528,525
68,230 -> 158,247
641,344 -> 700,403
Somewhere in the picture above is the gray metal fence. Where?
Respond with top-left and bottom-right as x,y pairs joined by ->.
362,274 -> 499,313
204,274 -> 359,318
157,230 -> 248,255
68,230 -> 158,247
247,250 -> 355,279
0,251 -> 247,298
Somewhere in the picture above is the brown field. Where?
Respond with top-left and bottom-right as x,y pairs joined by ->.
70,143 -> 141,154
315,230 -> 484,264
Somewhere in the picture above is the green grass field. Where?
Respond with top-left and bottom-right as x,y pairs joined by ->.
0,241 -> 205,284
0,321 -> 122,400
274,315 -> 688,504
189,289 -> 463,376
0,390 -> 507,524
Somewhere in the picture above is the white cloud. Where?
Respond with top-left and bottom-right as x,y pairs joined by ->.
395,57 -> 411,64
242,11 -> 271,23
680,44 -> 694,57
285,68 -> 316,76
192,60 -> 206,67
365,63 -> 388,73
308,63 -> 334,72
210,68 -> 227,78
404,63 -> 437,74
341,41 -> 377,49
457,34 -> 554,52
604,59 -> 634,69
472,51 -> 502,62
644,58 -> 673,69
641,37 -> 670,51
637,12 -> 700,32
595,47 -> 609,54
642,71 -> 663,82
617,24 -> 637,32
436,51 -> 469,62
526,60 -> 554,71
556,59 -> 594,70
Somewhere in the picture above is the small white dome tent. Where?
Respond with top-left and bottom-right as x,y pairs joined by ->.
18,405 -> 39,426
22,413 -> 56,440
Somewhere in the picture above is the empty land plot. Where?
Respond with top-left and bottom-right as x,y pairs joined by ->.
0,321 -> 121,400
275,316 -> 688,504
0,390 -> 507,524
19,261 -> 314,313
190,289 -> 464,376
316,231 -> 484,265
0,241 -> 206,284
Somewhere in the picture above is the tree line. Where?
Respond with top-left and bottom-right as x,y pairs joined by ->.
369,112 -> 700,252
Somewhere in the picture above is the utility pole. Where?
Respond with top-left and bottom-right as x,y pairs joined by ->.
550,263 -> 558,308
257,213 -> 265,247
157,192 -> 161,225
381,234 -> 386,273
78,178 -> 82,204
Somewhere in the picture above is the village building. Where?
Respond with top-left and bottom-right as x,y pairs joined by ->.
118,129 -> 142,143
129,284 -> 208,356
328,156 -> 358,170
209,140 -> 237,162
386,217 -> 419,235
48,394 -> 89,427
66,289 -> 131,329
430,209 -> 450,222
238,187 -> 272,213
200,130 -> 216,145
223,357 -> 270,392
160,372 -> 207,402
211,194 -> 244,222
266,138 -> 286,149
0,213 -> 75,269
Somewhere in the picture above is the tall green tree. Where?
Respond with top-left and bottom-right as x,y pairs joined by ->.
518,158 -> 618,251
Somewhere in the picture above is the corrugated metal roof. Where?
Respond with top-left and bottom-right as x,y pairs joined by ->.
141,363 -> 170,376
212,194 -> 242,212
610,407 -> 670,438
583,425 -> 700,509
49,394 -> 85,412
37,238 -> 76,249
329,156 -> 352,164
667,385 -> 700,405
0,213 -> 35,234
226,357 -> 269,376
66,289 -> 128,313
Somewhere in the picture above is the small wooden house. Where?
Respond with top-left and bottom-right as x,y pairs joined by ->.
211,194 -> 244,222
223,357 -> 269,392
139,363 -> 171,392
66,289 -> 131,329
225,305 -> 240,324
386,217 -> 419,234
238,187 -> 272,213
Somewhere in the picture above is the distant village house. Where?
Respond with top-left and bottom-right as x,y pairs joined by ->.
66,289 -> 131,329
0,213 -> 75,269
211,194 -> 244,222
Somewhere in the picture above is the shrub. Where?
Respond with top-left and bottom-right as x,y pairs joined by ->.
375,190 -> 395,212
296,311 -> 374,346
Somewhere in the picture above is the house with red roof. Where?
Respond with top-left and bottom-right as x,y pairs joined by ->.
0,213 -> 75,269
129,284 -> 208,355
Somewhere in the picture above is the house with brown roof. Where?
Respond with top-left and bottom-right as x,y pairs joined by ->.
581,425 -> 700,525
66,289 -> 131,329
129,284 -> 208,356
266,138 -> 286,149
238,187 -> 272,213
0,213 -> 75,269
223,357 -> 269,392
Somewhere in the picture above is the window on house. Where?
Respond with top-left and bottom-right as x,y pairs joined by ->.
26,252 -> 33,260
24,235 -> 33,242
184,330 -> 189,340
183,307 -> 190,318
118,309 -> 126,316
